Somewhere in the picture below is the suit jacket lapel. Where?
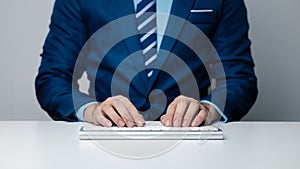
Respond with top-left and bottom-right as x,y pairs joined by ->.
162,0 -> 195,53
112,0 -> 149,90
147,0 -> 195,91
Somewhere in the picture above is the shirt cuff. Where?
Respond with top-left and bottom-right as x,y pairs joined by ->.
200,100 -> 228,123
76,102 -> 99,122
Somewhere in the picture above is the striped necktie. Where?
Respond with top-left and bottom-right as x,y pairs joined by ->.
136,0 -> 157,78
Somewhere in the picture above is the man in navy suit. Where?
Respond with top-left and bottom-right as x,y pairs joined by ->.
35,0 -> 258,127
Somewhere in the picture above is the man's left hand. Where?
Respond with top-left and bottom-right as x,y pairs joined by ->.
160,95 -> 217,127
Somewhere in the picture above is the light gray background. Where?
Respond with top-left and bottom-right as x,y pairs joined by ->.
0,0 -> 299,121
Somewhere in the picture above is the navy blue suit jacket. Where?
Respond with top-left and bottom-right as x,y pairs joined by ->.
36,0 -> 258,122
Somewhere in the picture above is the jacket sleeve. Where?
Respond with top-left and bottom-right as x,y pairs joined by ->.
203,0 -> 258,121
35,0 -> 94,121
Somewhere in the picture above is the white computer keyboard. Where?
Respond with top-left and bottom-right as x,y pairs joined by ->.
79,121 -> 223,140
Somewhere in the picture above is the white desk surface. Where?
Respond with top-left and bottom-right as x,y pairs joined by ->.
0,121 -> 299,169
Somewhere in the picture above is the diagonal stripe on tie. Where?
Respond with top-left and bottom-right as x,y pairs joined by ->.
145,54 -> 157,66
140,26 -> 157,43
138,13 -> 156,31
136,0 -> 156,18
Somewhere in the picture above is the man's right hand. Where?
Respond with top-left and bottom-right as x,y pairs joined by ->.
83,95 -> 145,127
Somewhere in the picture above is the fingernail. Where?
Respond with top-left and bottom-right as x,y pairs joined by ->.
182,120 -> 189,127
118,120 -> 125,127
165,120 -> 170,127
106,121 -> 112,127
137,120 -> 145,126
161,116 -> 165,123
191,121 -> 197,127
127,121 -> 135,127
161,118 -> 165,124
173,119 -> 180,127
